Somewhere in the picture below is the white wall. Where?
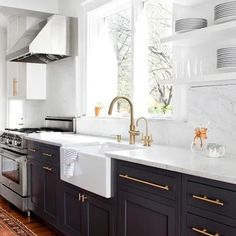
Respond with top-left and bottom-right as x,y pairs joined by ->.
23,57 -> 77,127
0,28 -> 6,129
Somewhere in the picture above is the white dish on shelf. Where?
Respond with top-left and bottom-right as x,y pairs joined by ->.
215,15 -> 236,24
175,18 -> 207,33
215,1 -> 236,24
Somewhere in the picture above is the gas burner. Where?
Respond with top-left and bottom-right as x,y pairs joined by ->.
5,128 -> 41,134
5,127 -> 64,134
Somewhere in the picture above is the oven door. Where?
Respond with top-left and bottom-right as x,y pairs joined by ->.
0,148 -> 27,197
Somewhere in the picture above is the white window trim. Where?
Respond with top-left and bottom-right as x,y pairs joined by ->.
77,0 -> 186,121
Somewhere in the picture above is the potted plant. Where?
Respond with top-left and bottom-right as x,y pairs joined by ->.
95,102 -> 103,117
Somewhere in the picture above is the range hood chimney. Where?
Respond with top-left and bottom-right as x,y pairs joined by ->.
6,15 -> 71,64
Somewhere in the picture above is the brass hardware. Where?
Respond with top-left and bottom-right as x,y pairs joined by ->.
81,194 -> 87,203
43,166 -> 53,172
42,152 -> 53,158
119,174 -> 169,191
116,135 -> 122,143
192,227 -> 220,236
136,117 -> 153,146
78,193 -> 82,201
108,96 -> 140,144
192,195 -> 224,206
29,148 -> 37,153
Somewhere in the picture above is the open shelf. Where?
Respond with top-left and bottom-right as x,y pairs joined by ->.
161,21 -> 236,46
159,72 -> 236,86
173,0 -> 212,6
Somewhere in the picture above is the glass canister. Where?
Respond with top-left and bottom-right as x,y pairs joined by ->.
191,127 -> 208,153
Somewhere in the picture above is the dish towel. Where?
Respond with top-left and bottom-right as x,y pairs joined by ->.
61,147 -> 80,178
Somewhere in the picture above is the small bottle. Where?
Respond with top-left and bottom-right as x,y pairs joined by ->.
191,127 -> 208,154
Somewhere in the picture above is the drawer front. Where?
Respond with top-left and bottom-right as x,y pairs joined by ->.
27,141 -> 60,165
27,141 -> 41,159
186,180 -> 236,219
118,162 -> 178,201
185,213 -> 236,236
39,146 -> 59,165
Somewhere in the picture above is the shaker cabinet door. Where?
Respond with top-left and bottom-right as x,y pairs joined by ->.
118,190 -> 176,236
85,194 -> 114,236
59,183 -> 85,236
28,160 -> 43,215
42,163 -> 58,225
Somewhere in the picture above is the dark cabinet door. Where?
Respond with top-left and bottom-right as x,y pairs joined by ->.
27,159 -> 43,215
118,190 -> 176,236
59,183 -> 86,236
42,163 -> 58,225
85,194 -> 114,236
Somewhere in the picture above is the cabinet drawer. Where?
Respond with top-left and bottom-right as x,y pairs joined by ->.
27,141 -> 41,158
186,180 -> 236,220
118,161 -> 179,201
39,146 -> 59,165
27,141 -> 60,165
185,213 -> 236,236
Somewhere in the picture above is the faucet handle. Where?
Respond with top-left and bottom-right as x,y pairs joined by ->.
112,134 -> 122,143
147,135 -> 153,146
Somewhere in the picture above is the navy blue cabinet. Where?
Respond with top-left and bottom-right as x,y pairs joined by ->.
117,161 -> 181,236
27,140 -> 236,236
182,175 -> 236,236
27,141 -> 60,226
58,181 -> 115,236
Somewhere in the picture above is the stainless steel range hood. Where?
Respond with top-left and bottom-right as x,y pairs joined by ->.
6,15 -> 71,64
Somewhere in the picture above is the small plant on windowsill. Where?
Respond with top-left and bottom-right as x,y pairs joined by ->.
95,102 -> 104,117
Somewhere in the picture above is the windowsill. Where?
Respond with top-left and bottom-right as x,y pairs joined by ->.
78,115 -> 187,123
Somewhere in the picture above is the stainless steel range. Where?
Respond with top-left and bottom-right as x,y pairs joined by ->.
0,116 -> 75,214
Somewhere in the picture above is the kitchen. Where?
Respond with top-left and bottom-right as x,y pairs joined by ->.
0,0 -> 236,235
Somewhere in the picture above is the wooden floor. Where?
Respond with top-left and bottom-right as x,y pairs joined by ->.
0,196 -> 59,236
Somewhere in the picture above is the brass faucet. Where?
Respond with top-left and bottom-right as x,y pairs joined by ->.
136,117 -> 153,146
108,96 -> 140,144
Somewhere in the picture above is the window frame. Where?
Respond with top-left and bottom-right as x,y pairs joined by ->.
79,0 -> 184,120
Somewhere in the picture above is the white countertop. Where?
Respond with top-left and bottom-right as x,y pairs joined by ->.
26,133 -> 236,185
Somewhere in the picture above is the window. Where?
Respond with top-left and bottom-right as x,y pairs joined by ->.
86,0 -> 173,118
144,0 -> 173,116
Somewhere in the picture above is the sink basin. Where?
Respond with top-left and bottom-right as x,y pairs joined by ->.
60,142 -> 142,198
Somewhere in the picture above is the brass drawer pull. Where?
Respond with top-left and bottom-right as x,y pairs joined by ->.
78,193 -> 87,203
29,148 -> 37,153
43,166 -> 53,172
192,227 -> 220,236
42,152 -> 53,158
192,195 -> 224,206
119,174 -> 169,191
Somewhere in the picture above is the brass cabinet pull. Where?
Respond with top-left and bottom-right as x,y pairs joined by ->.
78,193 -> 87,203
82,194 -> 87,203
42,152 -> 53,158
192,227 -> 220,236
119,174 -> 169,191
29,148 -> 37,153
43,166 -> 53,172
192,195 -> 224,206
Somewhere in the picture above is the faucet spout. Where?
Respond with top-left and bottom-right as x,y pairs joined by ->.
108,96 -> 139,144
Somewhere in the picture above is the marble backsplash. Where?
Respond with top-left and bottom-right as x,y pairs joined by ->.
77,85 -> 236,155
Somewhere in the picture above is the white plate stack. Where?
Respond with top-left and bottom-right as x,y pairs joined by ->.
215,1 -> 236,24
175,18 -> 208,33
217,47 -> 236,70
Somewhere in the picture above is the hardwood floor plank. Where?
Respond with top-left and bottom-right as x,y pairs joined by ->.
0,196 -> 60,236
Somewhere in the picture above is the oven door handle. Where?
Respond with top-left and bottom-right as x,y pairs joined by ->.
0,152 -> 25,162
